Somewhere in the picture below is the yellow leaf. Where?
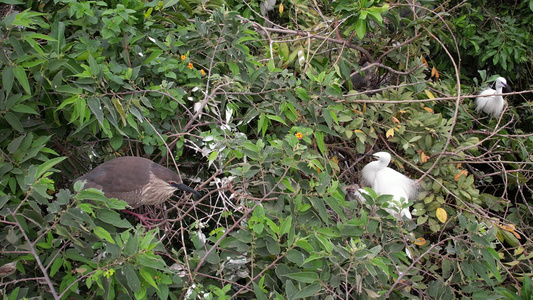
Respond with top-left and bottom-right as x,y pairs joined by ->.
424,107 -> 434,113
436,207 -> 447,223
424,90 -> 435,99
353,129 -> 364,134
421,152 -> 429,163
514,246 -> 524,256
331,155 -> 339,165
386,128 -> 395,138
111,97 -> 127,126
431,66 -> 439,79
454,170 -> 468,181
279,2 -> 284,13
414,237 -> 426,246
392,117 -> 400,124
421,57 -> 428,67
352,109 -> 363,115
499,224 -> 521,239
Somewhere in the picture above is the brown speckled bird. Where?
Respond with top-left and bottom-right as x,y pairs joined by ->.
0,261 -> 17,277
76,156 -> 199,209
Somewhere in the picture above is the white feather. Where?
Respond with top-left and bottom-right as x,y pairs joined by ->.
361,152 -> 417,220
475,77 -> 509,118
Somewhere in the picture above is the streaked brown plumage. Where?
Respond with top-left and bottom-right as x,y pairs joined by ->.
76,156 -> 198,208
0,261 -> 17,277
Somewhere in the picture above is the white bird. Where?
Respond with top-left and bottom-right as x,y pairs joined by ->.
260,0 -> 277,16
360,152 -> 417,220
475,77 -> 510,118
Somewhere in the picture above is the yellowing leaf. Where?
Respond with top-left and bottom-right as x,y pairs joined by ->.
352,109 -> 363,115
499,224 -> 521,239
386,128 -> 395,138
331,155 -> 339,165
421,57 -> 428,67
353,129 -> 364,134
421,152 -> 429,163
392,117 -> 400,124
424,107 -> 434,113
436,207 -> 447,223
454,170 -> 468,181
414,237 -> 426,246
514,246 -> 524,256
424,90 -> 435,99
279,2 -> 284,13
431,66 -> 439,79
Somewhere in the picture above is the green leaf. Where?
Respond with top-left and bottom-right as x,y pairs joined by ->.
284,272 -> 319,283
280,216 -> 292,236
144,49 -> 162,64
355,18 -> 366,39
2,66 -> 14,95
0,0 -> 24,4
293,282 -> 321,299
50,257 -> 63,277
371,257 -> 389,278
97,209 -> 131,228
94,226 -> 115,244
123,264 -> 141,293
88,54 -> 99,76
266,114 -> 286,125
87,97 -> 104,126
109,134 -> 123,151
314,131 -> 326,156
11,104 -> 39,115
36,156 -> 66,179
7,287 -> 20,300
13,65 -> 31,94
5,112 -> 24,132
228,62 -> 239,76
295,88 -> 311,101
315,233 -> 333,253
162,0 -> 180,9
139,268 -> 159,290
137,253 -> 167,270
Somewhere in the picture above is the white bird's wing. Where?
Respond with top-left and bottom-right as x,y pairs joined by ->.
475,88 -> 496,113
373,168 -> 413,220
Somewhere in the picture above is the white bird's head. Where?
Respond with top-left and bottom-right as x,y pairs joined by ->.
495,77 -> 510,91
371,152 -> 392,166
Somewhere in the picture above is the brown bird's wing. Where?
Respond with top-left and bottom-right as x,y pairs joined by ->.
76,157 -> 152,193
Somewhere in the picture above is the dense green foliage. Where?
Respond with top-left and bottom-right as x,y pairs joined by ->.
1,0 -> 532,299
